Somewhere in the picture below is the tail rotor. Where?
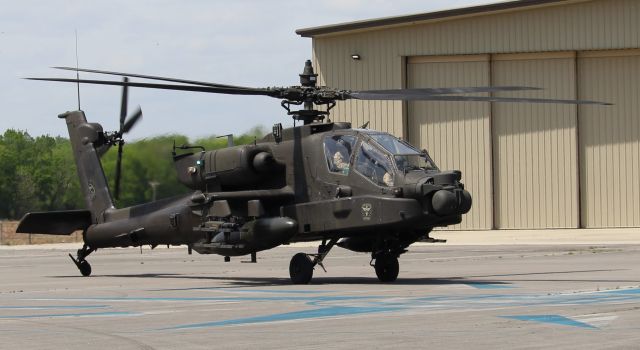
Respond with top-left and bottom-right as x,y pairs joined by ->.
112,77 -> 143,200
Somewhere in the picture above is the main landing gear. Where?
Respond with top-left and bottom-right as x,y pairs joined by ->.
69,244 -> 95,277
288,238 -> 403,284
289,238 -> 337,284
370,235 -> 404,282
371,253 -> 399,282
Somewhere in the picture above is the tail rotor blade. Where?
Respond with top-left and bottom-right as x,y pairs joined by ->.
123,106 -> 142,133
119,77 -> 129,131
114,141 -> 124,200
114,80 -> 139,201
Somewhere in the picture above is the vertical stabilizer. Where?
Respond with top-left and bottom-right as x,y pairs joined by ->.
60,110 -> 114,223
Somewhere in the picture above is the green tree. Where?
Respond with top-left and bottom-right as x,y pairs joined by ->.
0,130 -> 83,219
0,127 -> 267,218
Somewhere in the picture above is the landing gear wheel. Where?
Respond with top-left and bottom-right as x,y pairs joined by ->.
289,253 -> 314,284
374,254 -> 399,282
68,244 -> 95,277
78,260 -> 92,277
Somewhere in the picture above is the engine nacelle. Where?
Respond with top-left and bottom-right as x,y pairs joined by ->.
173,145 -> 277,191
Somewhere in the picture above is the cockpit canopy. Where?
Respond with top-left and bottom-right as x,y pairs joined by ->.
323,130 -> 438,187
367,132 -> 438,174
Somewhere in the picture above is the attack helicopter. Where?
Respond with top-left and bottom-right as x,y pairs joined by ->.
17,60 -> 609,284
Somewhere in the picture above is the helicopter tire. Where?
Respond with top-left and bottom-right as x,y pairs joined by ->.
289,253 -> 314,284
78,260 -> 92,277
374,254 -> 399,282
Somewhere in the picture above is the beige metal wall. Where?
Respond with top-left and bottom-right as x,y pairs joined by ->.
313,34 -> 405,136
312,0 -> 639,139
310,0 -> 640,229
406,55 -> 492,230
492,52 -> 579,229
407,52 -> 581,229
578,50 -> 640,228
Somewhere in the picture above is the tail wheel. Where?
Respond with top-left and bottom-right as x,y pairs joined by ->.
78,260 -> 92,277
69,245 -> 94,277
289,252 -> 314,284
374,254 -> 399,282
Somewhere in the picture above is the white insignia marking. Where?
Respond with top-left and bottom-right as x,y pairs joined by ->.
361,203 -> 373,221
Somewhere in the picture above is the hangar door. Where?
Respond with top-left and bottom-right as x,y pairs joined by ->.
406,55 -> 492,230
578,50 -> 640,228
492,52 -> 579,229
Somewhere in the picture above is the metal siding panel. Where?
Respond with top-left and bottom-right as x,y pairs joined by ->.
492,54 -> 578,229
309,0 -> 640,230
312,0 -> 639,142
407,57 -> 492,230
578,52 -> 640,227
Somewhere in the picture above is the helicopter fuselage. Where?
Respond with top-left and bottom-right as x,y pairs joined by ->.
17,114 -> 471,260
153,121 -> 472,256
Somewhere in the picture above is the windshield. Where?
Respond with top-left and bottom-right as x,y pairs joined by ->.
369,133 -> 438,171
355,141 -> 395,187
394,154 -> 438,172
369,133 -> 420,155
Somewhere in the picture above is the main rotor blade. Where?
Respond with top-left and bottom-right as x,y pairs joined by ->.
119,77 -> 128,130
53,66 -> 255,90
27,78 -> 279,97
355,86 -> 542,95
122,106 -> 142,134
349,92 -> 611,105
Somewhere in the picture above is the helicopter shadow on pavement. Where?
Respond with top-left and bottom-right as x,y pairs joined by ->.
48,267 -> 634,288
50,273 -> 512,288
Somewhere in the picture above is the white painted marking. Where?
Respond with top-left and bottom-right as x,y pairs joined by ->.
574,314 -> 618,328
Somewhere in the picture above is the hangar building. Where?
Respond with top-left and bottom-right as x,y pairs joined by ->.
297,0 -> 640,230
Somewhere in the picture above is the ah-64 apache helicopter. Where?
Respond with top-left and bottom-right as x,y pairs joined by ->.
17,60 -> 608,284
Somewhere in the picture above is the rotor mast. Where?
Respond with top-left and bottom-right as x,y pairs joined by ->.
281,60 -> 335,125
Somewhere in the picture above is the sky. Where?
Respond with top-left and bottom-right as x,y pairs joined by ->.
0,0 -> 497,141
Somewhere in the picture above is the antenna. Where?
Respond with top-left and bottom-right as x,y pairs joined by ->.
216,134 -> 234,147
75,29 -> 81,110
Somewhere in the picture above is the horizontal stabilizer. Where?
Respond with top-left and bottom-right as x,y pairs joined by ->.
17,210 -> 92,235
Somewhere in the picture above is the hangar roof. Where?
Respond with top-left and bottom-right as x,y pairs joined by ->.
296,0 -> 590,38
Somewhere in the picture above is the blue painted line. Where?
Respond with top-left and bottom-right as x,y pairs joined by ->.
601,288 -> 640,295
413,294 -> 509,302
225,289 -> 331,294
0,305 -> 109,310
162,306 -> 403,330
502,315 -> 597,329
40,295 -> 377,302
0,311 -> 138,319
466,283 -> 514,289
550,294 -> 637,305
